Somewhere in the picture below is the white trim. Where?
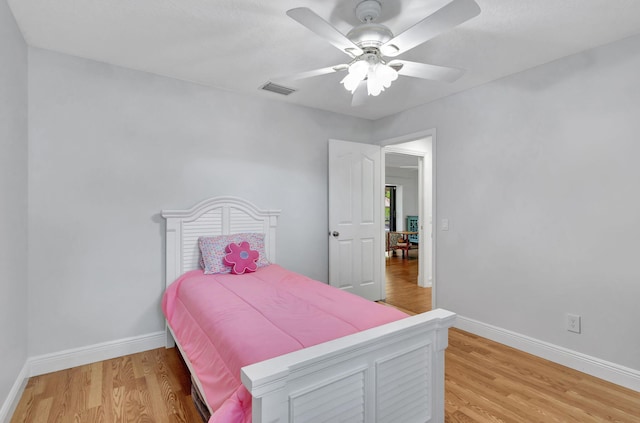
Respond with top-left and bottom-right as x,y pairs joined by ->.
456,315 -> 640,392
380,152 -> 387,301
384,145 -> 426,156
376,129 -> 435,147
28,331 -> 165,377
431,129 -> 437,302
0,361 -> 29,422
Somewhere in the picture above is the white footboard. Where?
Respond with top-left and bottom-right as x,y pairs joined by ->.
241,308 -> 456,423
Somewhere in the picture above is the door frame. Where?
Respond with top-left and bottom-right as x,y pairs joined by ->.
380,129 -> 437,309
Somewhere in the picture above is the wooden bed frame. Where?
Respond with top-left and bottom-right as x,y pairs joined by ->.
162,196 -> 455,423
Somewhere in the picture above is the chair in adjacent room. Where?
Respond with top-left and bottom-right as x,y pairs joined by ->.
386,232 -> 411,258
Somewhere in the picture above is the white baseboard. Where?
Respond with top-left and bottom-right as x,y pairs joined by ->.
417,273 -> 432,288
0,362 -> 29,423
28,331 -> 165,377
455,315 -> 640,392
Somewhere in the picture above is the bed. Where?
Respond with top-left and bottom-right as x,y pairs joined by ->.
161,196 -> 456,423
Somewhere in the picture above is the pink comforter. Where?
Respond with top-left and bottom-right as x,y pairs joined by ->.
162,264 -> 407,423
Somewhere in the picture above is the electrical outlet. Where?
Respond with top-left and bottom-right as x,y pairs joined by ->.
566,313 -> 581,333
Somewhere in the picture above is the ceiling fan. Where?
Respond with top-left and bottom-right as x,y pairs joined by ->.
274,0 -> 481,106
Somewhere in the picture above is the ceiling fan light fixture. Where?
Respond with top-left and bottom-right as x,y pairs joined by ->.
367,65 -> 383,96
367,63 -> 397,96
342,58 -> 398,97
340,73 -> 360,93
376,62 -> 398,88
340,60 -> 369,93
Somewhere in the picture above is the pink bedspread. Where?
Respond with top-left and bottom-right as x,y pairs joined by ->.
162,264 -> 407,423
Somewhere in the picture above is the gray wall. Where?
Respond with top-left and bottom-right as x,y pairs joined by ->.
0,0 -> 28,405
8,13 -> 640,389
27,48 -> 373,356
374,34 -> 640,370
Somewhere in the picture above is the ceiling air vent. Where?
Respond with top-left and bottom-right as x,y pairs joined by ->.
261,82 -> 296,96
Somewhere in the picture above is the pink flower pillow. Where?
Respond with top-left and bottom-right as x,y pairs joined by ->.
223,242 -> 259,274
199,233 -> 269,274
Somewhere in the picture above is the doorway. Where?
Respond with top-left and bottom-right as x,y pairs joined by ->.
382,132 -> 435,314
327,135 -> 435,308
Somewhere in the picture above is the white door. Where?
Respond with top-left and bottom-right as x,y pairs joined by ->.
328,139 -> 383,301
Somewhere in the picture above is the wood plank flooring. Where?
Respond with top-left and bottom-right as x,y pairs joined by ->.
384,249 -> 431,314
12,257 -> 640,422
446,329 -> 640,422
11,348 -> 202,423
383,251 -> 640,422
13,340 -> 639,422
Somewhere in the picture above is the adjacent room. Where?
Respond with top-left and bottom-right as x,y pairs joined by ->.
384,152 -> 429,314
2,0 -> 640,421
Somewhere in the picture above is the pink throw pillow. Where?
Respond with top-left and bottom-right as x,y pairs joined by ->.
199,233 -> 269,274
223,242 -> 259,275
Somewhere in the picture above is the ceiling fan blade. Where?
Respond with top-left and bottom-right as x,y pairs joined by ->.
391,60 -> 465,83
287,8 -> 363,57
351,80 -> 368,107
272,65 -> 348,83
381,0 -> 480,57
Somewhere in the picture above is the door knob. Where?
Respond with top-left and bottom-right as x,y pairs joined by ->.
332,231 -> 340,237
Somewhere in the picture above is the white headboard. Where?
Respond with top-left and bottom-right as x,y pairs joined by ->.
162,196 -> 281,288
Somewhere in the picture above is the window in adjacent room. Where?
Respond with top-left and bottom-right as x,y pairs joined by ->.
385,185 -> 397,231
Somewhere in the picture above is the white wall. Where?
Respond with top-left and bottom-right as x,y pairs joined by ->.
13,15 -> 640,391
374,34 -> 640,371
27,48 -> 373,357
0,0 -> 28,409
385,168 -> 419,229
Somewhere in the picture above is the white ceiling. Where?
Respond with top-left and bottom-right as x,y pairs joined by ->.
8,0 -> 640,120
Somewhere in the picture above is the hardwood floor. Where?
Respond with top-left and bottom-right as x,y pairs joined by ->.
384,248 -> 431,314
12,258 -> 640,422
384,250 -> 640,422
14,340 -> 639,423
445,329 -> 640,422
11,348 -> 202,423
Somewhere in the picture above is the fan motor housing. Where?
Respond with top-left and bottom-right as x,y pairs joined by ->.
355,0 -> 382,22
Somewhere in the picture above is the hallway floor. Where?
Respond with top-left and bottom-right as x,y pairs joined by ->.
384,248 -> 431,314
